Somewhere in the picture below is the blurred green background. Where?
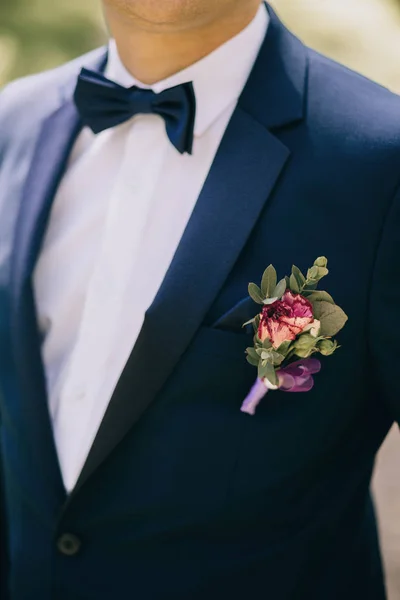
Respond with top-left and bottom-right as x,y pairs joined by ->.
0,0 -> 400,92
0,0 -> 105,84
1,0 -> 400,598
1,0 -> 400,91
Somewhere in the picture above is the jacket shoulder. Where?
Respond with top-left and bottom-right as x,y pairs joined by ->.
0,47 -> 107,147
306,47 -> 400,148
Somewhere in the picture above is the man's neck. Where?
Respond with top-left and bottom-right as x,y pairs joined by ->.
103,2 -> 262,85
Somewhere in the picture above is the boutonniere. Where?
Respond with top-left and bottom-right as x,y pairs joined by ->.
241,257 -> 348,415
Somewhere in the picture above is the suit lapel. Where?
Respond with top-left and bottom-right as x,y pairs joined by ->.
74,109 -> 291,494
74,5 -> 309,494
9,51 -> 107,494
9,102 -> 83,496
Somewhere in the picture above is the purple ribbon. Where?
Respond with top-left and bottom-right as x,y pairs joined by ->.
240,358 -> 322,416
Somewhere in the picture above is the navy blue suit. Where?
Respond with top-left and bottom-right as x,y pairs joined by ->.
1,6 -> 400,599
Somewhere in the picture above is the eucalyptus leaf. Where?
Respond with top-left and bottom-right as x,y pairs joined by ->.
265,363 -> 279,387
262,338 -> 273,349
271,351 -> 285,366
291,334 -> 318,358
275,340 -> 292,357
289,273 -> 300,294
313,301 -> 348,336
242,317 -> 256,328
305,290 -> 335,305
306,266 -> 319,282
248,283 -> 264,304
263,296 -> 278,305
273,278 -> 287,300
258,361 -> 278,386
314,256 -> 328,268
246,354 -> 260,367
306,266 -> 329,284
318,339 -> 338,356
292,265 -> 306,288
258,360 -> 269,378
254,332 -> 262,346
317,267 -> 329,279
246,347 -> 259,361
261,265 -> 277,298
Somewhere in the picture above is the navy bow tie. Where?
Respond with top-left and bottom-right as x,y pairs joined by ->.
73,68 -> 197,154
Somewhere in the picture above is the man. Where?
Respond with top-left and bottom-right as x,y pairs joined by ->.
0,0 -> 399,598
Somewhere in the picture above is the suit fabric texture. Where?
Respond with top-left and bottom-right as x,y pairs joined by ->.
0,6 -> 400,600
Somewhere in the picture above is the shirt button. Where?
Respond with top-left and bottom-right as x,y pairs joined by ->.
57,533 -> 82,556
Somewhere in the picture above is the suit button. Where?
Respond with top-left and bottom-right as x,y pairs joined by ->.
57,533 -> 81,556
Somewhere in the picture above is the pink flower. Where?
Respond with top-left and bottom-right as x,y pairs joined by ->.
258,291 -> 315,349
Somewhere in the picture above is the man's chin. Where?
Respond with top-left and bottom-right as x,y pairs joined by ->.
102,0 -> 206,26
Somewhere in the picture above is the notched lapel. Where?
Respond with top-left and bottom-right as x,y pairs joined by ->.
8,49 -> 107,498
9,100 -> 82,499
74,107 -> 291,494
11,100 -> 81,309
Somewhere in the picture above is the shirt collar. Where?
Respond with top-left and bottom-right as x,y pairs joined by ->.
105,4 -> 269,137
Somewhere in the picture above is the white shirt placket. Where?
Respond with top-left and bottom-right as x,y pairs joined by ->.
54,116 -> 167,489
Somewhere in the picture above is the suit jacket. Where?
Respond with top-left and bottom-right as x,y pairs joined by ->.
0,6 -> 400,600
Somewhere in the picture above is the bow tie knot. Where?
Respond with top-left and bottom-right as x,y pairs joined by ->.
73,68 -> 197,154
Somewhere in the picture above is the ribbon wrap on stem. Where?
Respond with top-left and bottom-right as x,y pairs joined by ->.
240,358 -> 322,416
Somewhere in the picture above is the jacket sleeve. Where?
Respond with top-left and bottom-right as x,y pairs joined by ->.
0,438 -> 9,600
369,182 -> 400,425
0,88 -> 10,600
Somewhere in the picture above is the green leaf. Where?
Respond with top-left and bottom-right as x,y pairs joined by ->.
271,351 -> 285,366
275,340 -> 292,357
259,349 -> 284,365
253,332 -> 262,346
272,278 -> 287,299
314,256 -> 328,268
258,361 -> 278,387
258,360 -> 268,377
263,296 -> 279,305
262,338 -> 273,349
246,355 -> 259,367
248,283 -> 264,304
242,317 -> 255,328
253,314 -> 261,333
317,339 -> 338,356
307,265 -> 329,283
246,349 -> 260,366
291,333 -> 318,358
289,273 -> 300,293
260,265 -> 277,298
306,266 -> 319,281
305,290 -> 335,305
317,267 -> 329,279
312,301 -> 348,336
246,347 -> 259,361
292,265 -> 306,289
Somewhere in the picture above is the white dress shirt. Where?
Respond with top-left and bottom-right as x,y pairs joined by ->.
33,4 -> 269,492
